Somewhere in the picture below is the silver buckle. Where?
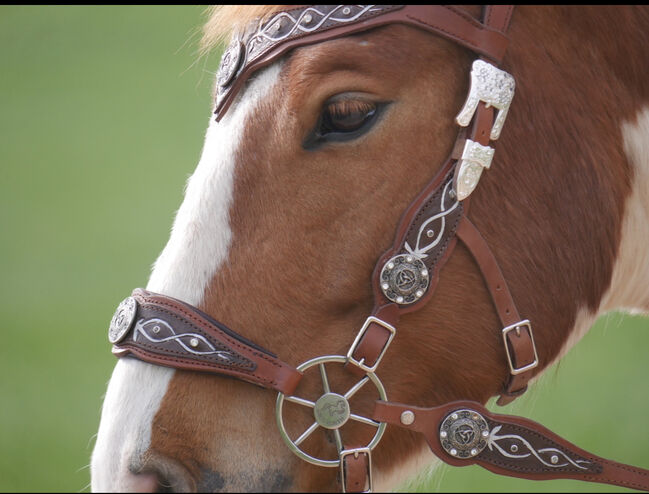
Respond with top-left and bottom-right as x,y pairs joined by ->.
340,447 -> 372,493
346,316 -> 396,373
502,320 -> 539,375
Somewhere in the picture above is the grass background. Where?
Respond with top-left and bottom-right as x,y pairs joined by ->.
1,6 -> 647,493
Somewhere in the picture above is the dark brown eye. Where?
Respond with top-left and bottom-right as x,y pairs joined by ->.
321,99 -> 377,133
303,98 -> 385,150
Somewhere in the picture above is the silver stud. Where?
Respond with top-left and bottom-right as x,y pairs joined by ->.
303,13 -> 313,24
451,413 -> 458,420
189,338 -> 199,348
421,269 -> 428,277
510,444 -> 518,453
416,290 -> 424,298
387,262 -> 394,270
342,7 -> 351,14
400,410 -> 415,425
470,448 -> 478,456
382,283 -> 389,290
481,430 -> 489,437
426,229 -> 434,238
152,325 -> 160,334
450,448 -> 457,456
406,255 -> 413,262
274,21 -> 282,31
440,431 -> 447,438
551,455 -> 559,464
396,296 -> 404,304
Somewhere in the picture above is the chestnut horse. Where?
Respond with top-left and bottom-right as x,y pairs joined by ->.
91,5 -> 649,492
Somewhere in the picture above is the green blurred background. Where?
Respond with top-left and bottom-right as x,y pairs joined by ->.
1,5 -> 647,493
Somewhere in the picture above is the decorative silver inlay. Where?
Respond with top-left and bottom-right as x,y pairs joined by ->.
216,38 -> 244,88
108,297 -> 137,344
456,139 -> 496,200
439,409 -> 489,459
246,6 -> 382,61
404,180 -> 459,259
380,254 -> 429,305
486,425 -> 591,469
133,318 -> 236,361
456,59 -> 515,140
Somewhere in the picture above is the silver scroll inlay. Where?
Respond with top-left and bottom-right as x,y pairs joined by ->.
455,139 -> 495,201
404,180 -> 459,259
439,409 -> 490,459
217,38 -> 244,88
486,425 -> 592,470
108,296 -> 137,344
133,317 -> 236,361
456,59 -> 515,141
380,254 -> 429,305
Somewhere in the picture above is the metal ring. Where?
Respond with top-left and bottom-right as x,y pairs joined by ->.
275,355 -> 387,467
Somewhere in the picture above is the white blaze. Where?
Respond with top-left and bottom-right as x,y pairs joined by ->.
91,64 -> 282,491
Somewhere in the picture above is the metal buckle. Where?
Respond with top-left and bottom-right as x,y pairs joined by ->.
346,316 -> 396,373
501,320 -> 539,375
340,447 -> 372,493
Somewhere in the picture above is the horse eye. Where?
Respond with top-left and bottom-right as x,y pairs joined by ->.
303,98 -> 384,149
321,100 -> 376,133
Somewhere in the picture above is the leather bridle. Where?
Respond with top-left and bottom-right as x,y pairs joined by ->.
107,6 -> 649,492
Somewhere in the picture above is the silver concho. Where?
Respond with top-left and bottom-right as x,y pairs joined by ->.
108,296 -> 137,344
439,409 -> 489,459
380,254 -> 429,305
217,38 -> 244,89
313,392 -> 350,430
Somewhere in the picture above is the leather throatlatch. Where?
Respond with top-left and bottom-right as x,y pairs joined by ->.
107,4 -> 649,493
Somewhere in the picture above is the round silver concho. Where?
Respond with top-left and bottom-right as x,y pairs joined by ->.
313,392 -> 350,430
439,409 -> 490,459
380,254 -> 429,305
217,38 -> 244,89
108,296 -> 138,344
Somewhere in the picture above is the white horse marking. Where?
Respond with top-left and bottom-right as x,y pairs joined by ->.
91,64 -> 283,491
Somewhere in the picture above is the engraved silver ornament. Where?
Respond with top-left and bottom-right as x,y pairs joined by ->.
108,296 -> 138,344
217,38 -> 244,89
380,254 -> 429,304
439,409 -> 489,459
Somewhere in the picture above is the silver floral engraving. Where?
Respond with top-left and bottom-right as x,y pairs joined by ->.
217,38 -> 244,88
133,318 -> 235,361
486,425 -> 591,470
404,180 -> 459,259
456,59 -> 515,140
455,139 -> 495,200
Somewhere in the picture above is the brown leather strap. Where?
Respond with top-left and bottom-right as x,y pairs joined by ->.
456,216 -> 537,404
215,5 -> 510,120
341,448 -> 371,493
111,289 -> 302,395
373,400 -> 649,491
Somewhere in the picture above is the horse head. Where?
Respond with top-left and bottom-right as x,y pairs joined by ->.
91,5 -> 649,492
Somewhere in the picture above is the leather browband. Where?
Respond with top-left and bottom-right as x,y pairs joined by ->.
214,5 -> 510,121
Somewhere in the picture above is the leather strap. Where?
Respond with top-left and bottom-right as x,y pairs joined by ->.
342,448 -> 371,493
111,289 -> 303,395
373,400 -> 649,491
215,5 -> 510,120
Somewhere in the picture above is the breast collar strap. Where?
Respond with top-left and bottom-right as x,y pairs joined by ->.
108,5 -> 649,492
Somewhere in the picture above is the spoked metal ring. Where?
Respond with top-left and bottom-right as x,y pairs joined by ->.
275,355 -> 387,467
